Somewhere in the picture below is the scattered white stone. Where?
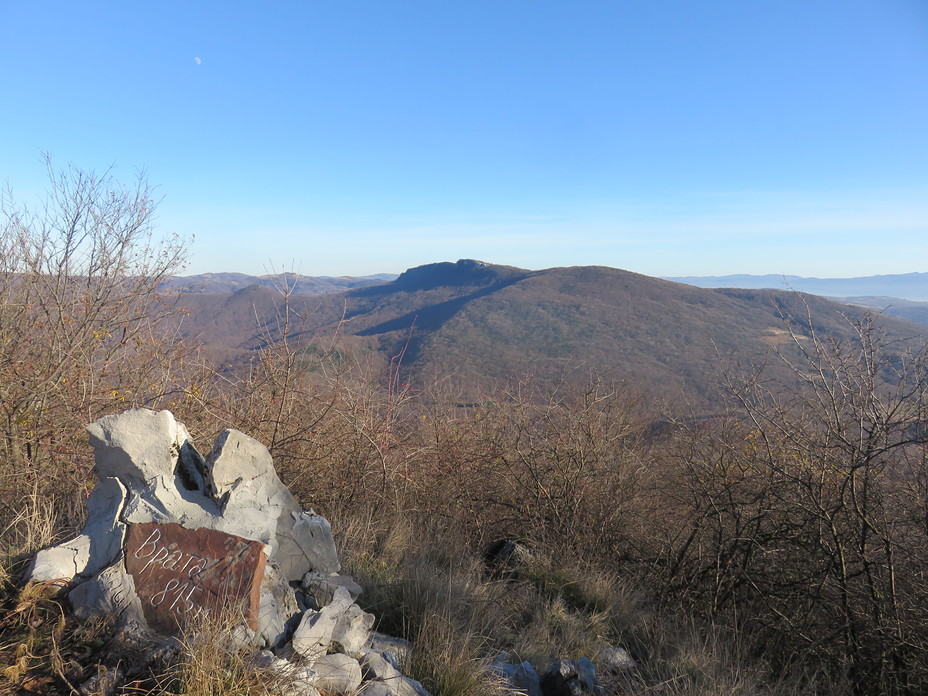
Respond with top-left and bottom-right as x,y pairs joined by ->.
26,543 -> 86,585
331,602 -> 375,654
302,571 -> 364,606
313,653 -> 363,694
252,649 -> 291,672
359,649 -> 430,696
365,631 -> 414,667
595,645 -> 638,673
291,663 -> 320,696
292,586 -> 354,662
26,477 -> 127,584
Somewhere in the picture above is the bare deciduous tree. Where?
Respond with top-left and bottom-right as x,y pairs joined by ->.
0,158 -> 188,508
652,311 -> 928,694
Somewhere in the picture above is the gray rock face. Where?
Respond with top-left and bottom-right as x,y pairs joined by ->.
68,562 -> 147,636
366,631 -> 414,667
277,511 -> 340,582
360,648 -> 403,681
258,562 -> 300,648
206,429 -> 340,582
361,675 -> 430,696
27,543 -> 88,587
79,477 -> 129,576
361,683 -> 400,696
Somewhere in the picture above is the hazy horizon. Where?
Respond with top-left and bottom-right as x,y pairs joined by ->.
171,265 -> 928,282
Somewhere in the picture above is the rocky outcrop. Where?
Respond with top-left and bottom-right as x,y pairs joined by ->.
25,408 -> 425,696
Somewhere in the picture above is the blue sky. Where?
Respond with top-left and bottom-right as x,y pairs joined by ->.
2,1 -> 926,277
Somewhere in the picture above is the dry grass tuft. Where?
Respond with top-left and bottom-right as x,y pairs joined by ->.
407,612 -> 509,696
160,600 -> 304,696
0,491 -> 59,590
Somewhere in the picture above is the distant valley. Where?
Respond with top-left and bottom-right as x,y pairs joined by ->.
663,272 -> 928,328
663,271 -> 928,301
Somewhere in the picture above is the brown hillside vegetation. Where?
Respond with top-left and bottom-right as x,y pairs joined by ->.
4,172 -> 928,695
177,259 -> 928,406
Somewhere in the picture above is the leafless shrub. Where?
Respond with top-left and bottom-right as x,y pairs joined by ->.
648,312 -> 928,694
0,158 -> 189,517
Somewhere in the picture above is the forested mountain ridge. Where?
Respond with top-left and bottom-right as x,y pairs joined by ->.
175,260 -> 928,403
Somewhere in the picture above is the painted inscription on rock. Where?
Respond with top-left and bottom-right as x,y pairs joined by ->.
125,522 -> 266,634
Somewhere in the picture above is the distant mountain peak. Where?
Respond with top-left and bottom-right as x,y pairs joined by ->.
393,259 -> 529,291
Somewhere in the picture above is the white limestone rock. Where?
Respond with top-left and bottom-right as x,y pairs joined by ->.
363,671 -> 429,696
26,477 -> 127,584
312,653 -> 362,694
87,409 -> 188,488
78,477 -> 129,577
68,562 -> 147,633
365,632 -> 414,668
359,649 -> 430,696
292,586 -> 354,662
302,571 -> 363,607
206,429 -> 340,582
26,543 -> 87,586
258,562 -> 300,648
331,602 -> 375,655
252,649 -> 286,671
277,511 -> 340,582
360,648 -> 403,681
291,664 -> 321,696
